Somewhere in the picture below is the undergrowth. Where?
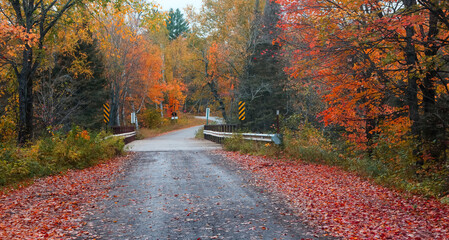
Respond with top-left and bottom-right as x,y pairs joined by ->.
0,126 -> 124,187
195,127 -> 204,139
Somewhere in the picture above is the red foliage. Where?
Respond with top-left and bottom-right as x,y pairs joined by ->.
0,155 -> 130,239
218,151 -> 449,239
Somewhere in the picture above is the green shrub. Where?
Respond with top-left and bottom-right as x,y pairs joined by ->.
195,127 -> 204,139
0,126 -> 124,187
141,109 -> 163,129
223,134 -> 245,152
283,123 -> 339,164
223,133 -> 280,157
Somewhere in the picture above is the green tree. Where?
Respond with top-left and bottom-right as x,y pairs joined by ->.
239,0 -> 287,131
68,40 -> 108,129
166,8 -> 189,40
35,39 -> 108,131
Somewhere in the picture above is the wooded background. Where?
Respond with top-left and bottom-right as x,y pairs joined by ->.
1,0 -> 448,195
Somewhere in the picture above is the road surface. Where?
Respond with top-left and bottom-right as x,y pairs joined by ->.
80,126 -> 326,239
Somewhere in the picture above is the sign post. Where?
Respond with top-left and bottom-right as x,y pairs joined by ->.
131,112 -> 136,123
171,112 -> 178,120
206,108 -> 210,125
276,110 -> 280,134
272,109 -> 282,145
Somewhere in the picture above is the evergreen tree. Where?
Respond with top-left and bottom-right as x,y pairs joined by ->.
35,39 -> 108,130
69,40 -> 108,129
238,0 -> 287,132
166,8 -> 189,40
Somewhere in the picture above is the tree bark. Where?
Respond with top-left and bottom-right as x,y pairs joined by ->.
403,0 -> 420,136
207,80 -> 229,123
110,81 -> 120,126
422,12 -> 438,118
17,47 -> 34,144
403,0 -> 423,168
421,10 -> 441,161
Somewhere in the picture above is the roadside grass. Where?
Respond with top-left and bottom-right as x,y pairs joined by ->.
195,126 -> 204,139
0,127 -> 124,191
138,113 -> 206,139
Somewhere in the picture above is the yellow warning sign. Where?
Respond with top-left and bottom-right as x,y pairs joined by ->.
103,103 -> 110,124
238,101 -> 246,121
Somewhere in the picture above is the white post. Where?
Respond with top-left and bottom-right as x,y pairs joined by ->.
206,108 -> 210,125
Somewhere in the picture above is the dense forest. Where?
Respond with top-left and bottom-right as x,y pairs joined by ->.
1,0 -> 448,196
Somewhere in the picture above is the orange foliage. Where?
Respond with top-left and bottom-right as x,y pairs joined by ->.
126,39 -> 164,108
165,79 -> 186,116
276,0 -> 446,148
207,42 -> 236,97
91,1 -> 166,123
0,20 -> 37,64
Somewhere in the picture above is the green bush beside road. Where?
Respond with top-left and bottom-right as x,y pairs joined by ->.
0,127 -> 124,187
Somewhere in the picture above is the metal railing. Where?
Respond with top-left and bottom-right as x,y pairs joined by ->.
107,126 -> 136,144
203,124 -> 238,143
112,126 -> 135,135
203,124 -> 277,144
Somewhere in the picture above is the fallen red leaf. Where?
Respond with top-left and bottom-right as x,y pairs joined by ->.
0,155 -> 131,239
217,150 -> 449,239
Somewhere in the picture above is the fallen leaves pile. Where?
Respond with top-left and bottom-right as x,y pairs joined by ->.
218,151 -> 449,239
0,155 -> 130,239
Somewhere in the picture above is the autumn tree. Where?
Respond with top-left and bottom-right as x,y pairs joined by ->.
277,0 -> 449,165
35,39 -> 108,130
0,0 -> 81,144
185,0 -> 264,121
92,0 -> 165,126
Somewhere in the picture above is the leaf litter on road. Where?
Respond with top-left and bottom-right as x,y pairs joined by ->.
217,150 -> 449,239
0,155 -> 131,239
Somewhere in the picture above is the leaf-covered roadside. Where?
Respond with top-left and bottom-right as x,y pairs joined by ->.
217,151 -> 449,239
0,154 -> 130,239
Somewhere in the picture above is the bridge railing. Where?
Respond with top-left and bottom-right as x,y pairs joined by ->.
203,124 -> 238,143
203,124 -> 280,144
108,126 -> 136,144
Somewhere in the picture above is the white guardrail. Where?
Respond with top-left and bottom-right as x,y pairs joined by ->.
113,131 -> 136,138
105,131 -> 136,139
203,130 -> 275,142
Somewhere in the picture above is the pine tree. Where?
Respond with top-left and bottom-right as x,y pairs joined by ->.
35,39 -> 108,130
238,0 -> 287,132
69,40 -> 108,129
166,8 -> 189,40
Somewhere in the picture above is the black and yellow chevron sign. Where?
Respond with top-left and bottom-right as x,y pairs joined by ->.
103,103 -> 110,124
238,101 -> 246,121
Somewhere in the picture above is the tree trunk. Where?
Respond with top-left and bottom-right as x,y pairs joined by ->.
203,53 -> 229,124
207,80 -> 229,123
405,26 -> 420,135
110,82 -> 119,126
403,0 -> 422,167
17,48 -> 34,145
421,11 -> 440,161
403,0 -> 420,134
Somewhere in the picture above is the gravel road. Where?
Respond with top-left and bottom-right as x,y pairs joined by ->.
81,126 -> 327,239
